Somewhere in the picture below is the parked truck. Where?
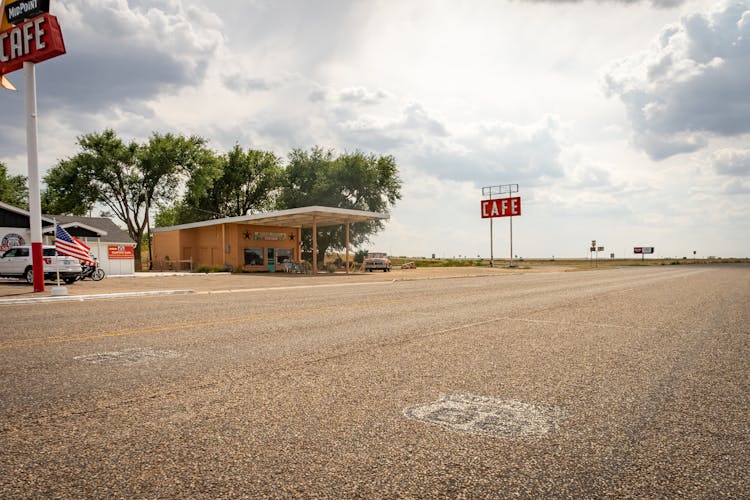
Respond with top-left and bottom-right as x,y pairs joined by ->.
364,251 -> 392,272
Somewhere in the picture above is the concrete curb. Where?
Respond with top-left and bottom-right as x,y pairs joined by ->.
0,289 -> 194,305
108,272 -> 232,278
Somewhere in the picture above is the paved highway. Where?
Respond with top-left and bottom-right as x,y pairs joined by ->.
1,265 -> 748,497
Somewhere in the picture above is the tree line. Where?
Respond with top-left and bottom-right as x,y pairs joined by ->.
0,129 -> 402,269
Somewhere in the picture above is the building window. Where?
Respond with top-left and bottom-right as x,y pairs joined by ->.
244,247 -> 263,266
276,248 -> 293,264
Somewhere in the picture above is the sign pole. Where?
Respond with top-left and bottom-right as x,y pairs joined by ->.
482,183 -> 519,268
24,61 -> 44,292
489,217 -> 494,267
509,214 -> 513,267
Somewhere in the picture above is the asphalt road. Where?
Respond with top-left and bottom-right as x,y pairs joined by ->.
1,265 -> 748,497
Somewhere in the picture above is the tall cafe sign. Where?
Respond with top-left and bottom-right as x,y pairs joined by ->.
1,0 -> 66,292
481,184 -> 522,267
1,0 -> 64,86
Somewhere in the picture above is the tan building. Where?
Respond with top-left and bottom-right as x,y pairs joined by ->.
152,206 -> 388,273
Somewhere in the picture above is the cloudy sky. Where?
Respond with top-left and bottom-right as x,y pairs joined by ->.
2,0 -> 749,258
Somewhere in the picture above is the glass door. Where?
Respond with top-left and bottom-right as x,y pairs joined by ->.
266,247 -> 276,272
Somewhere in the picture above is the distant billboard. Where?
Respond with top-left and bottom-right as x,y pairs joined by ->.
480,197 -> 521,218
634,247 -> 654,254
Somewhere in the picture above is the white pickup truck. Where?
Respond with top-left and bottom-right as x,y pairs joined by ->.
0,245 -> 82,284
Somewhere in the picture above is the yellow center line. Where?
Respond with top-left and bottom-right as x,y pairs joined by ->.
2,275 -> 651,351
0,295 -> 424,351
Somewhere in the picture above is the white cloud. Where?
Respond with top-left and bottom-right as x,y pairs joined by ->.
603,1 -> 750,159
336,104 -> 566,186
713,148 -> 750,176
338,87 -> 390,105
522,0 -> 686,6
720,178 -> 750,194
2,0 -> 748,258
0,0 -> 225,162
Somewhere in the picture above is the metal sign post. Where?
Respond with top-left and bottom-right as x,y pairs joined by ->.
634,246 -> 654,261
591,240 -> 596,267
24,61 -> 44,291
481,184 -> 519,267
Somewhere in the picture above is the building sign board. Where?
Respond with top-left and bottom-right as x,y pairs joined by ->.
481,197 -> 522,218
0,12 -> 64,74
253,231 -> 288,241
108,245 -> 135,260
4,0 -> 49,26
1,231 -> 25,251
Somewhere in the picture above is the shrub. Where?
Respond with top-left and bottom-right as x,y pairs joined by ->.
354,249 -> 369,264
195,265 -> 228,273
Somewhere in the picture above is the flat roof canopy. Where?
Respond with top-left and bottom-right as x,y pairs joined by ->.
153,206 -> 389,232
153,206 -> 389,275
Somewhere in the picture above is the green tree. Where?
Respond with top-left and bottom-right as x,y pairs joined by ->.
43,129 -> 218,270
41,156 -> 99,215
279,148 -> 401,265
153,203 -> 181,228
173,145 -> 282,223
0,161 -> 29,209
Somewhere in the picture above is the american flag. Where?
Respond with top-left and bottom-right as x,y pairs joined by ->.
55,225 -> 94,264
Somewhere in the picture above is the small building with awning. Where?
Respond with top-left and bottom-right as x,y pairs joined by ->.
151,206 -> 388,273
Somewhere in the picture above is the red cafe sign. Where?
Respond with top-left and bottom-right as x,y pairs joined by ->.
0,12 -> 65,75
481,196 -> 522,218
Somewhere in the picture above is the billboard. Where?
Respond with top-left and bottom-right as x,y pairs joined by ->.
634,247 -> 654,254
481,197 -> 521,218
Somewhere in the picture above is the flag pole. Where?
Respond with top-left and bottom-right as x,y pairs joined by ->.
51,219 -> 67,296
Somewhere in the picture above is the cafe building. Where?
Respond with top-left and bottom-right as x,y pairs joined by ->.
151,206 -> 388,273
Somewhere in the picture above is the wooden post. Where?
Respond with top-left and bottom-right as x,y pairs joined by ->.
221,224 -> 226,268
345,222 -> 350,274
312,215 -> 317,274
296,227 -> 302,262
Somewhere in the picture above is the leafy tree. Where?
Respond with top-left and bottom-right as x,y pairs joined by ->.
43,129 -> 218,270
354,248 -> 369,264
41,157 -> 99,215
279,148 -> 401,265
0,161 -> 29,209
153,202 -> 181,228
171,145 -> 283,224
